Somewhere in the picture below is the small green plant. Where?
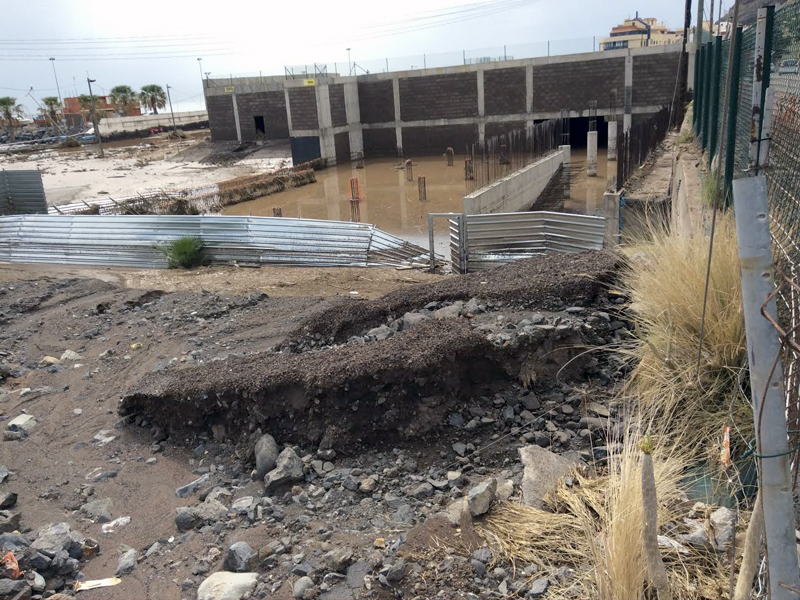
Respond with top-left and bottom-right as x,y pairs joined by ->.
702,169 -> 719,207
156,236 -> 206,269
676,128 -> 695,145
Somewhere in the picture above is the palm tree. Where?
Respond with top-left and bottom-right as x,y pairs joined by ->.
77,94 -> 95,124
0,97 -> 25,142
41,96 -> 62,127
109,85 -> 135,115
139,85 -> 166,115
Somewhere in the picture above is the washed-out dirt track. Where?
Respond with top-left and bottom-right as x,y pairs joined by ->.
0,251 -> 622,600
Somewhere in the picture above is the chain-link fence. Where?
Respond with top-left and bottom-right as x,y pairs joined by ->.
694,1 -> 800,425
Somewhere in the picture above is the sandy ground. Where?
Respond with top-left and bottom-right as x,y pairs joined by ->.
0,133 -> 292,206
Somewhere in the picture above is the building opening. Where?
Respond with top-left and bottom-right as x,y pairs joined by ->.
254,116 -> 266,135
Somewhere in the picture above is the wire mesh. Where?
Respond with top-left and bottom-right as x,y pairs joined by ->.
733,26 -> 756,179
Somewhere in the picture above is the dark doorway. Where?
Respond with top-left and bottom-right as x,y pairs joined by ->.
254,116 -> 266,135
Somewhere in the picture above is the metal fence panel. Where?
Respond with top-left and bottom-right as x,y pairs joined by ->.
462,211 -> 605,271
0,215 -> 429,269
0,170 -> 47,215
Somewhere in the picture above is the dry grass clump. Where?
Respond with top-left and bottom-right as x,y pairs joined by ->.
618,215 -> 750,458
477,432 -> 731,600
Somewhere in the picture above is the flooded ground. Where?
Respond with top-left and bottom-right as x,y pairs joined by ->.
223,148 -> 613,253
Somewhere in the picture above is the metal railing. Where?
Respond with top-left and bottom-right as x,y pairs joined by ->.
1,170 -> 47,215
0,214 -> 430,269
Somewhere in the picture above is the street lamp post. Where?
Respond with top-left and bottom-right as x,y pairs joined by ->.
48,58 -> 62,105
166,84 -> 177,133
86,77 -> 105,158
347,48 -> 351,76
197,58 -> 204,88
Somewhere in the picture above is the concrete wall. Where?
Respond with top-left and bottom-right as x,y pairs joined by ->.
462,148 -> 566,215
206,44 -> 683,160
98,111 -> 208,135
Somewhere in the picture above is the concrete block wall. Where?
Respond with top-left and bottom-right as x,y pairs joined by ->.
206,44 -> 683,159
462,148 -> 567,214
235,91 -> 288,140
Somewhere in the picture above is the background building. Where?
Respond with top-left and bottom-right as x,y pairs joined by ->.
600,13 -> 681,51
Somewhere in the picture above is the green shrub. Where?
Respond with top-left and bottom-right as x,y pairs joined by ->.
156,236 -> 206,269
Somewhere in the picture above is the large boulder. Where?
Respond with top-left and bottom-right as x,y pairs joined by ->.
254,434 -> 280,480
197,572 -> 258,600
264,448 -> 304,492
519,445 -> 579,509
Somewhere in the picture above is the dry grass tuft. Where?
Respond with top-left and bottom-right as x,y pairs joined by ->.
618,215 -> 750,459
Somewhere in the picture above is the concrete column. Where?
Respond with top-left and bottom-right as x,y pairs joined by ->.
478,123 -> 486,146
603,190 -> 622,247
559,144 -> 571,198
477,70 -> 485,117
231,94 -> 242,143
607,120 -> 618,161
525,65 -> 533,114
587,131 -> 598,177
284,88 -> 294,133
315,84 -> 336,165
624,53 -> 633,134
343,80 -> 363,160
392,77 -> 403,156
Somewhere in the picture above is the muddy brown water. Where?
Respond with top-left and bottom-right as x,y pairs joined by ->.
223,151 -> 613,251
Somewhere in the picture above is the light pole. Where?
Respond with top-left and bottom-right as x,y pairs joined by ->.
197,58 -> 204,88
48,58 -> 62,105
346,48 -> 351,76
86,77 -> 104,158
166,84 -> 177,133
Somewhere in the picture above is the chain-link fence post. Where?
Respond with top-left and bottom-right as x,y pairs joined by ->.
708,36 -> 723,166
749,6 -> 774,171
695,45 -> 705,132
701,42 -> 714,148
723,27 -> 743,206
693,47 -> 701,129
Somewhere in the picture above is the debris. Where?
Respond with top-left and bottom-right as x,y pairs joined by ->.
92,430 -> 118,446
176,473 -> 210,498
60,350 -> 83,361
1,551 -> 21,579
101,516 -> 131,534
74,577 -> 122,591
130,343 -> 143,350
40,356 -> 61,366
6,414 -> 37,435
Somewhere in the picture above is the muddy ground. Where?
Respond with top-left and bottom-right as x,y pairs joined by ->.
0,252 -> 628,600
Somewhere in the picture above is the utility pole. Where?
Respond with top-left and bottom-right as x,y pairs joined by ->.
48,58 -> 62,106
166,84 -> 177,133
695,0 -> 705,52
86,77 -> 104,158
346,48 -> 351,76
709,0 -> 715,37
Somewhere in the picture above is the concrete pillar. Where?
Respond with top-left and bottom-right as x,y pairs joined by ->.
525,65 -> 534,114
392,77 -> 403,156
284,88 -> 294,133
607,120 -> 617,161
478,123 -> 485,146
559,144 -> 571,198
477,70 -> 485,117
624,53 -> 633,134
315,84 -> 336,165
231,93 -> 242,143
587,131 -> 597,177
343,80 -> 363,160
603,190 -> 622,247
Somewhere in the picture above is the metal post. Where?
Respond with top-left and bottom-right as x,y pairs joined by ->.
386,58 -> 389,72
750,6 -> 774,172
428,214 -> 435,271
49,58 -> 62,107
504,45 -> 507,60
463,50 -> 466,65
166,84 -> 177,133
694,44 -> 704,130
695,0 -> 704,53
723,27 -> 742,205
732,176 -> 800,600
423,54 -> 426,69
707,36 -> 722,164
86,77 -> 104,158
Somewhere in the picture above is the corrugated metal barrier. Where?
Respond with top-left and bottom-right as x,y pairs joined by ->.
0,170 -> 47,215
451,211 -> 605,272
0,215 -> 430,269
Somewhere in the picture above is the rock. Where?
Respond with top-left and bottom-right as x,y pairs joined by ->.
442,498 -> 468,526
230,496 -> 254,514
0,492 -> 17,509
346,559 -> 371,589
519,446 -> 579,509
359,476 -> 377,493
197,572 -> 258,600
7,414 -> 36,434
710,506 -> 735,551
452,442 -> 467,456
392,504 -> 414,524
31,570 -> 46,592
0,511 -> 20,533
470,559 -> 486,577
175,508 -> 198,532
401,312 -> 429,330
293,576 -> 315,599
0,466 -> 9,483
527,577 -> 549,597
520,394 -> 541,411
585,402 -> 610,418
224,541 -> 254,573
325,547 -> 353,573
31,523 -> 75,556
473,547 -> 493,564
60,350 -> 82,361
411,482 -> 434,499
366,325 -> 392,341
254,433 -> 280,480
433,302 -> 463,319
467,479 -> 497,517
93,430 -> 117,446
116,547 -> 138,576
265,448 -> 304,492
80,497 -> 113,523
40,356 -> 61,365
176,473 -> 210,498
386,558 -> 407,583
0,579 -> 30,599
496,479 -> 514,502
175,499 -> 228,532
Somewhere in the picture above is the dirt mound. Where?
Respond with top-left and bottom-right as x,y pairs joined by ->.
287,250 -> 619,347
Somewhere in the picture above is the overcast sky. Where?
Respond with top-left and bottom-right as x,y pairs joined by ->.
1,0 -> 690,117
